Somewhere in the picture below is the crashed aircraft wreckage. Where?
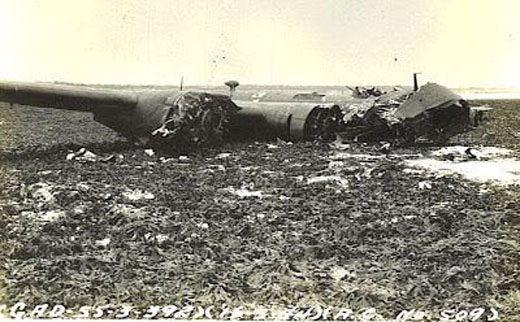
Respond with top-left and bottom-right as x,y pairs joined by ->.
0,80 -> 480,150
0,81 -> 240,151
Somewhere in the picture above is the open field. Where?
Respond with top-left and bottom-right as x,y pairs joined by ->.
0,98 -> 519,320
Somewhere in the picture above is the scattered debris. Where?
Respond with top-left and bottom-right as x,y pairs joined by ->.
216,152 -> 232,159
100,154 -> 124,163
346,86 -> 386,98
403,168 -> 424,175
225,187 -> 263,198
418,181 -> 432,190
95,238 -> 111,248
306,175 -> 349,188
76,182 -> 90,191
267,144 -> 279,149
330,267 -> 356,281
178,155 -> 190,162
330,152 -> 386,161
276,138 -> 293,145
144,149 -> 155,157
328,160 -> 346,169
22,209 -> 67,222
328,135 -> 350,151
378,141 -> 392,154
154,234 -> 169,244
197,222 -> 209,229
251,91 -> 267,102
66,147 -> 97,162
38,170 -> 54,176
109,204 -> 148,219
122,189 -> 155,201
23,182 -> 55,205
431,146 -> 511,161
66,148 -> 124,163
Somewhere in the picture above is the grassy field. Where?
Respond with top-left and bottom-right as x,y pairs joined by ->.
0,98 -> 519,320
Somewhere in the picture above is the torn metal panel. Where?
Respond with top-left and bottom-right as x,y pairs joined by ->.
397,100 -> 470,144
393,83 -> 462,119
338,83 -> 471,144
393,83 -> 470,143
147,92 -> 240,150
96,90 -> 241,148
346,86 -> 387,98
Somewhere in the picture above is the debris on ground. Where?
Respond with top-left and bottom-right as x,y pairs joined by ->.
65,147 -> 124,163
178,155 -> 190,162
266,144 -> 280,150
100,154 -> 124,163
418,181 -> 432,190
66,147 -> 98,162
430,146 -> 512,161
346,86 -> 387,98
330,152 -> 386,162
22,182 -> 55,206
216,152 -> 232,159
94,238 -> 111,248
225,187 -> 264,198
122,189 -> 155,201
306,175 -> 349,188
144,149 -> 155,157
328,135 -> 350,151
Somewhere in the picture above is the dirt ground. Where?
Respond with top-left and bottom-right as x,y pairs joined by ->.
0,99 -> 519,320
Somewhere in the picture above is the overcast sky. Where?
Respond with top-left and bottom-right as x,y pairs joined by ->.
0,0 -> 519,88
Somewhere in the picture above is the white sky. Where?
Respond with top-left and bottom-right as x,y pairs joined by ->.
0,0 -> 519,88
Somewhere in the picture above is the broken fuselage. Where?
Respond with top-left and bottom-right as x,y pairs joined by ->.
0,80 -> 474,149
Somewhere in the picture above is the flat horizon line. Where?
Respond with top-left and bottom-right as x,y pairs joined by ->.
3,78 -> 520,92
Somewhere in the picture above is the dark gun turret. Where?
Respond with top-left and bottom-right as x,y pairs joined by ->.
0,80 -> 240,149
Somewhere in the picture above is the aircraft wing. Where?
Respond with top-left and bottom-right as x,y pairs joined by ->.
0,80 -> 138,112
0,80 -> 239,149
